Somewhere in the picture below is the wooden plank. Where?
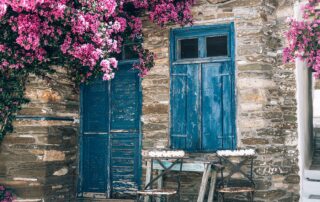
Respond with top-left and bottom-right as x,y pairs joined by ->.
201,63 -> 222,151
152,161 -> 206,172
82,79 -> 109,133
222,64 -> 234,149
197,164 -> 211,202
144,160 -> 151,202
110,65 -> 140,131
186,64 -> 200,151
207,170 -> 217,202
82,135 -> 108,194
156,170 -> 163,202
171,65 -> 188,149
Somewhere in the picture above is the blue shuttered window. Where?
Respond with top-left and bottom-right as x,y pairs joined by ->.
170,24 -> 236,152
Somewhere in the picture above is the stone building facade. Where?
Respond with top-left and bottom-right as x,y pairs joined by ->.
0,0 -> 302,201
141,0 -> 299,201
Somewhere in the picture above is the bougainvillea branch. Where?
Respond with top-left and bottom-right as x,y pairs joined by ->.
283,0 -> 320,77
0,0 -> 194,140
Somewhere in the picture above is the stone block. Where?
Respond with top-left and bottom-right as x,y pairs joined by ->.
43,150 -> 65,162
142,104 -> 168,114
2,136 -> 35,144
239,118 -> 266,129
238,63 -> 273,71
242,138 -> 269,145
284,175 -> 300,184
240,103 -> 263,111
255,190 -> 287,201
238,78 -> 276,89
53,167 -> 68,176
239,89 -> 266,103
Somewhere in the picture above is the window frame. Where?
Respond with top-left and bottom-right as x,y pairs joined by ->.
177,37 -> 199,60
169,23 -> 236,152
171,24 -> 234,63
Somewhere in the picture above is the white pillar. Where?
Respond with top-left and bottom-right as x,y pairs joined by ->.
294,1 -> 314,200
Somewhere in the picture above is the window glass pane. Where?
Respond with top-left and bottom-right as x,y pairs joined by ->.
206,36 -> 228,57
179,38 -> 198,59
124,44 -> 139,60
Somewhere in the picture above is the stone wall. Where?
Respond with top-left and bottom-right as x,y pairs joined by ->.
0,67 -> 79,201
141,0 -> 299,201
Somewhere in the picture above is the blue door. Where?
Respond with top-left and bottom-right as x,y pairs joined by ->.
170,24 -> 236,152
78,63 -> 141,199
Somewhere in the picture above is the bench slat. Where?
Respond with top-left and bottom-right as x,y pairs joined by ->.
152,161 -> 207,172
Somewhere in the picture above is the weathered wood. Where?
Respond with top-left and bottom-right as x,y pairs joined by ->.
217,187 -> 254,193
207,170 -> 217,202
152,161 -> 208,172
137,189 -> 177,195
170,24 -> 236,152
156,170 -> 163,202
197,164 -> 211,202
144,160 -> 151,202
79,64 -> 142,197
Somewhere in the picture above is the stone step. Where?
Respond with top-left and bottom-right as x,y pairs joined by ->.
77,199 -> 134,202
305,170 -> 320,180
302,195 -> 320,201
303,180 -> 320,195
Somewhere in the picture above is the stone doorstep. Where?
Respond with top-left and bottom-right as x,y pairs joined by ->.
13,199 -> 134,202
302,195 -> 320,202
310,195 -> 320,199
77,199 -> 134,202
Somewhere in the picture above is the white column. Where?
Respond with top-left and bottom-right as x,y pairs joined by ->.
294,1 -> 314,200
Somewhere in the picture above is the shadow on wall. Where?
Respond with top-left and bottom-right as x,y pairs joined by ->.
0,68 -> 80,201
313,77 -> 320,128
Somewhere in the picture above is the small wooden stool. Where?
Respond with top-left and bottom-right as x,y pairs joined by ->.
138,150 -> 185,202
216,149 -> 256,202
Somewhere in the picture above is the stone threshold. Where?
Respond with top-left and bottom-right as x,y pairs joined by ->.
77,199 -> 134,202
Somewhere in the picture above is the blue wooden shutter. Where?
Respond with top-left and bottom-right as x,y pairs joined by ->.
81,80 -> 109,193
171,62 -> 235,152
170,64 -> 200,151
110,65 -> 140,131
109,64 -> 141,197
201,62 -> 235,151
79,64 -> 142,197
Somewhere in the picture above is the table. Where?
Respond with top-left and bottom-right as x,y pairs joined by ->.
144,160 -> 218,202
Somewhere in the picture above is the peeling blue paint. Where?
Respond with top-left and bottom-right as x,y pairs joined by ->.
170,23 -> 236,152
78,63 -> 142,199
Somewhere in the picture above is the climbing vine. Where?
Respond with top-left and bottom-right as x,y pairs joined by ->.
283,0 -> 320,77
0,0 -> 194,140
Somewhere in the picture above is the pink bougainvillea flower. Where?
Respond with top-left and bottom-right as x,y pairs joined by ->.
0,0 -> 194,82
284,0 -> 320,77
0,3 -> 7,19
